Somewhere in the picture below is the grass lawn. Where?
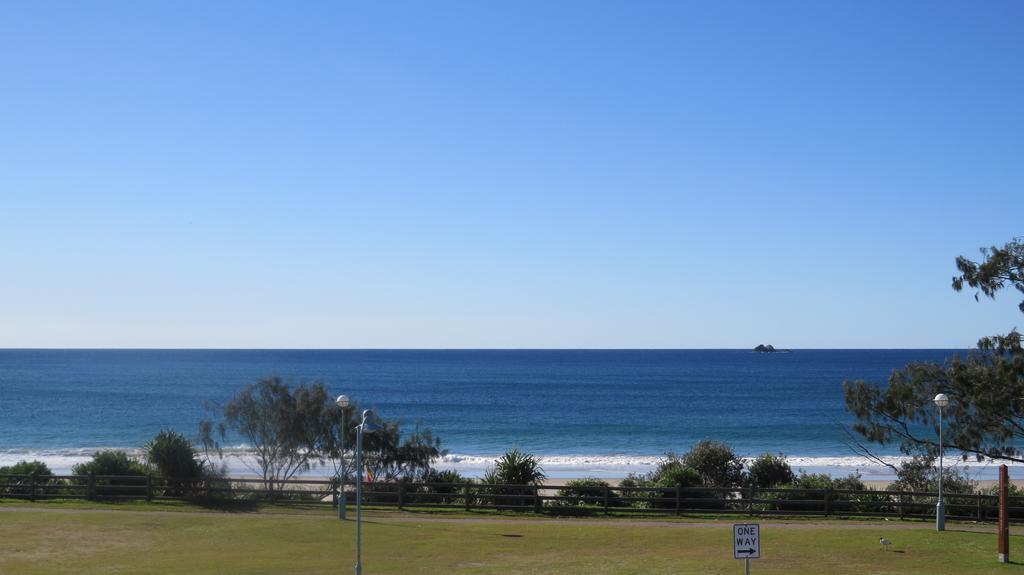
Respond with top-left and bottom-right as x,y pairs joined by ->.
2,505 -> 1023,574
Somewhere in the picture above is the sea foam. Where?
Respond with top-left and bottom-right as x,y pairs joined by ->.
5,448 -> 1019,481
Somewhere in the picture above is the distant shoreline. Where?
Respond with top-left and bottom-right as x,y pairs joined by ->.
5,448 -> 1022,483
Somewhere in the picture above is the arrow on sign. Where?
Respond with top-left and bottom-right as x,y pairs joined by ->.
736,548 -> 757,555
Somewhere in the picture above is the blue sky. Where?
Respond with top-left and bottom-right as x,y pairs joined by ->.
1,1 -> 1021,348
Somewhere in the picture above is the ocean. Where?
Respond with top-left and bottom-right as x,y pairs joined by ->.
0,349 -> 1002,480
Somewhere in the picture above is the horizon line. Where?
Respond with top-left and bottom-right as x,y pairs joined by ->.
0,346 -> 974,351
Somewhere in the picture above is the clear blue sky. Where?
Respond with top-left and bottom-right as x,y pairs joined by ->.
1,1 -> 1021,348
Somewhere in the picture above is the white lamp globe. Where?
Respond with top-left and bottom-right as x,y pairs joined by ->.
336,394 -> 351,408
934,393 -> 949,408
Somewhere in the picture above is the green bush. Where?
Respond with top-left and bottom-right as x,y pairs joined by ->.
489,449 -> 546,484
976,483 -> 1024,521
747,453 -> 794,488
651,457 -> 702,488
885,456 -> 975,494
73,450 -> 149,497
481,449 -> 546,508
73,450 -> 149,477
883,457 -> 977,517
682,441 -> 745,488
0,460 -> 59,497
617,454 -> 710,510
416,468 -> 472,505
145,430 -> 205,496
0,460 -> 53,477
555,478 -> 611,507
616,472 -> 654,508
757,472 -> 871,513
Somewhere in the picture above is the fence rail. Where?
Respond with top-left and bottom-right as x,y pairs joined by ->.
2,473 -> 1023,522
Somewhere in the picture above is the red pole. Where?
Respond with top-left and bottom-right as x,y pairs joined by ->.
999,464 -> 1009,563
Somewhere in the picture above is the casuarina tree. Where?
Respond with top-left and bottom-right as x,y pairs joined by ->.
845,237 -> 1024,463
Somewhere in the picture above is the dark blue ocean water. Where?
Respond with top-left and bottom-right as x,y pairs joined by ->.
0,349 -> 961,471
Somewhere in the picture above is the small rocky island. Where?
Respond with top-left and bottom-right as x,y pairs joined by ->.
753,344 -> 791,353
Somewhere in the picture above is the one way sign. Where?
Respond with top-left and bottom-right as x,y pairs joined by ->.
733,523 -> 761,560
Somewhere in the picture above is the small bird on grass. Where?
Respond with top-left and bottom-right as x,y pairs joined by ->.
879,537 -> 892,551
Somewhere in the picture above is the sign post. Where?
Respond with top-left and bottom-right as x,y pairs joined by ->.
733,523 -> 761,574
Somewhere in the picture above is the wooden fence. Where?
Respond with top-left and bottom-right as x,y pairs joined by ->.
2,473 -> 1023,522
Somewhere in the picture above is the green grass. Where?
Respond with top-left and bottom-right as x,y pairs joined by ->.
2,505 -> 1023,574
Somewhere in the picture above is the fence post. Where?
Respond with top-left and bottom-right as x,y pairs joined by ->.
464,483 -> 472,512
898,490 -> 905,520
977,493 -> 984,522
747,485 -> 755,516
87,472 -> 96,500
823,487 -> 832,516
146,474 -> 153,502
675,485 -> 681,514
604,485 -> 610,516
398,481 -> 405,509
534,485 -> 542,513
29,473 -> 36,501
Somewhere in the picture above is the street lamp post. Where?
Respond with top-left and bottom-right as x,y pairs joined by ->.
355,409 -> 382,575
335,394 -> 350,521
934,393 -> 949,532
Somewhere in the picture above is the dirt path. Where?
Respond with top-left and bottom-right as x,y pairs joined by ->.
0,505 -> 1015,534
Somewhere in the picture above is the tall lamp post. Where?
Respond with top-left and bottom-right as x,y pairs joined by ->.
335,394 -> 350,520
934,393 -> 949,532
355,409 -> 382,575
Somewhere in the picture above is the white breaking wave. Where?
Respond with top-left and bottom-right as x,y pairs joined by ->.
5,448 -> 1022,480
435,454 -> 1024,481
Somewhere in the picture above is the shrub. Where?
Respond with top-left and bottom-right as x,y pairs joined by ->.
620,454 -> 707,510
758,472 -> 871,513
682,441 -> 745,488
416,468 -> 472,505
0,460 -> 53,477
831,472 -> 866,491
649,454 -> 701,488
617,472 -> 654,508
481,449 -> 546,509
885,456 -> 975,494
73,450 -> 149,477
977,483 -> 1024,521
555,478 -> 611,507
0,460 -> 58,497
884,456 -> 977,517
747,453 -> 794,488
145,430 -> 205,496
489,449 -> 546,485
73,450 -> 149,497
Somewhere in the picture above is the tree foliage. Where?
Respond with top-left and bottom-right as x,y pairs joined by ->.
484,449 -> 546,485
648,453 -> 702,488
0,460 -> 52,477
359,422 -> 445,483
145,429 -> 205,495
682,440 -> 745,487
747,453 -> 794,488
145,430 -> 204,479
555,478 -> 610,506
845,237 -> 1024,463
953,237 -> 1024,314
884,456 -> 975,494
73,450 -> 149,496
200,377 -> 339,493
0,460 -> 55,495
200,377 -> 445,493
73,450 -> 148,477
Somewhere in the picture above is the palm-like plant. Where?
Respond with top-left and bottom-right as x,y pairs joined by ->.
482,449 -> 546,509
490,449 -> 546,485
